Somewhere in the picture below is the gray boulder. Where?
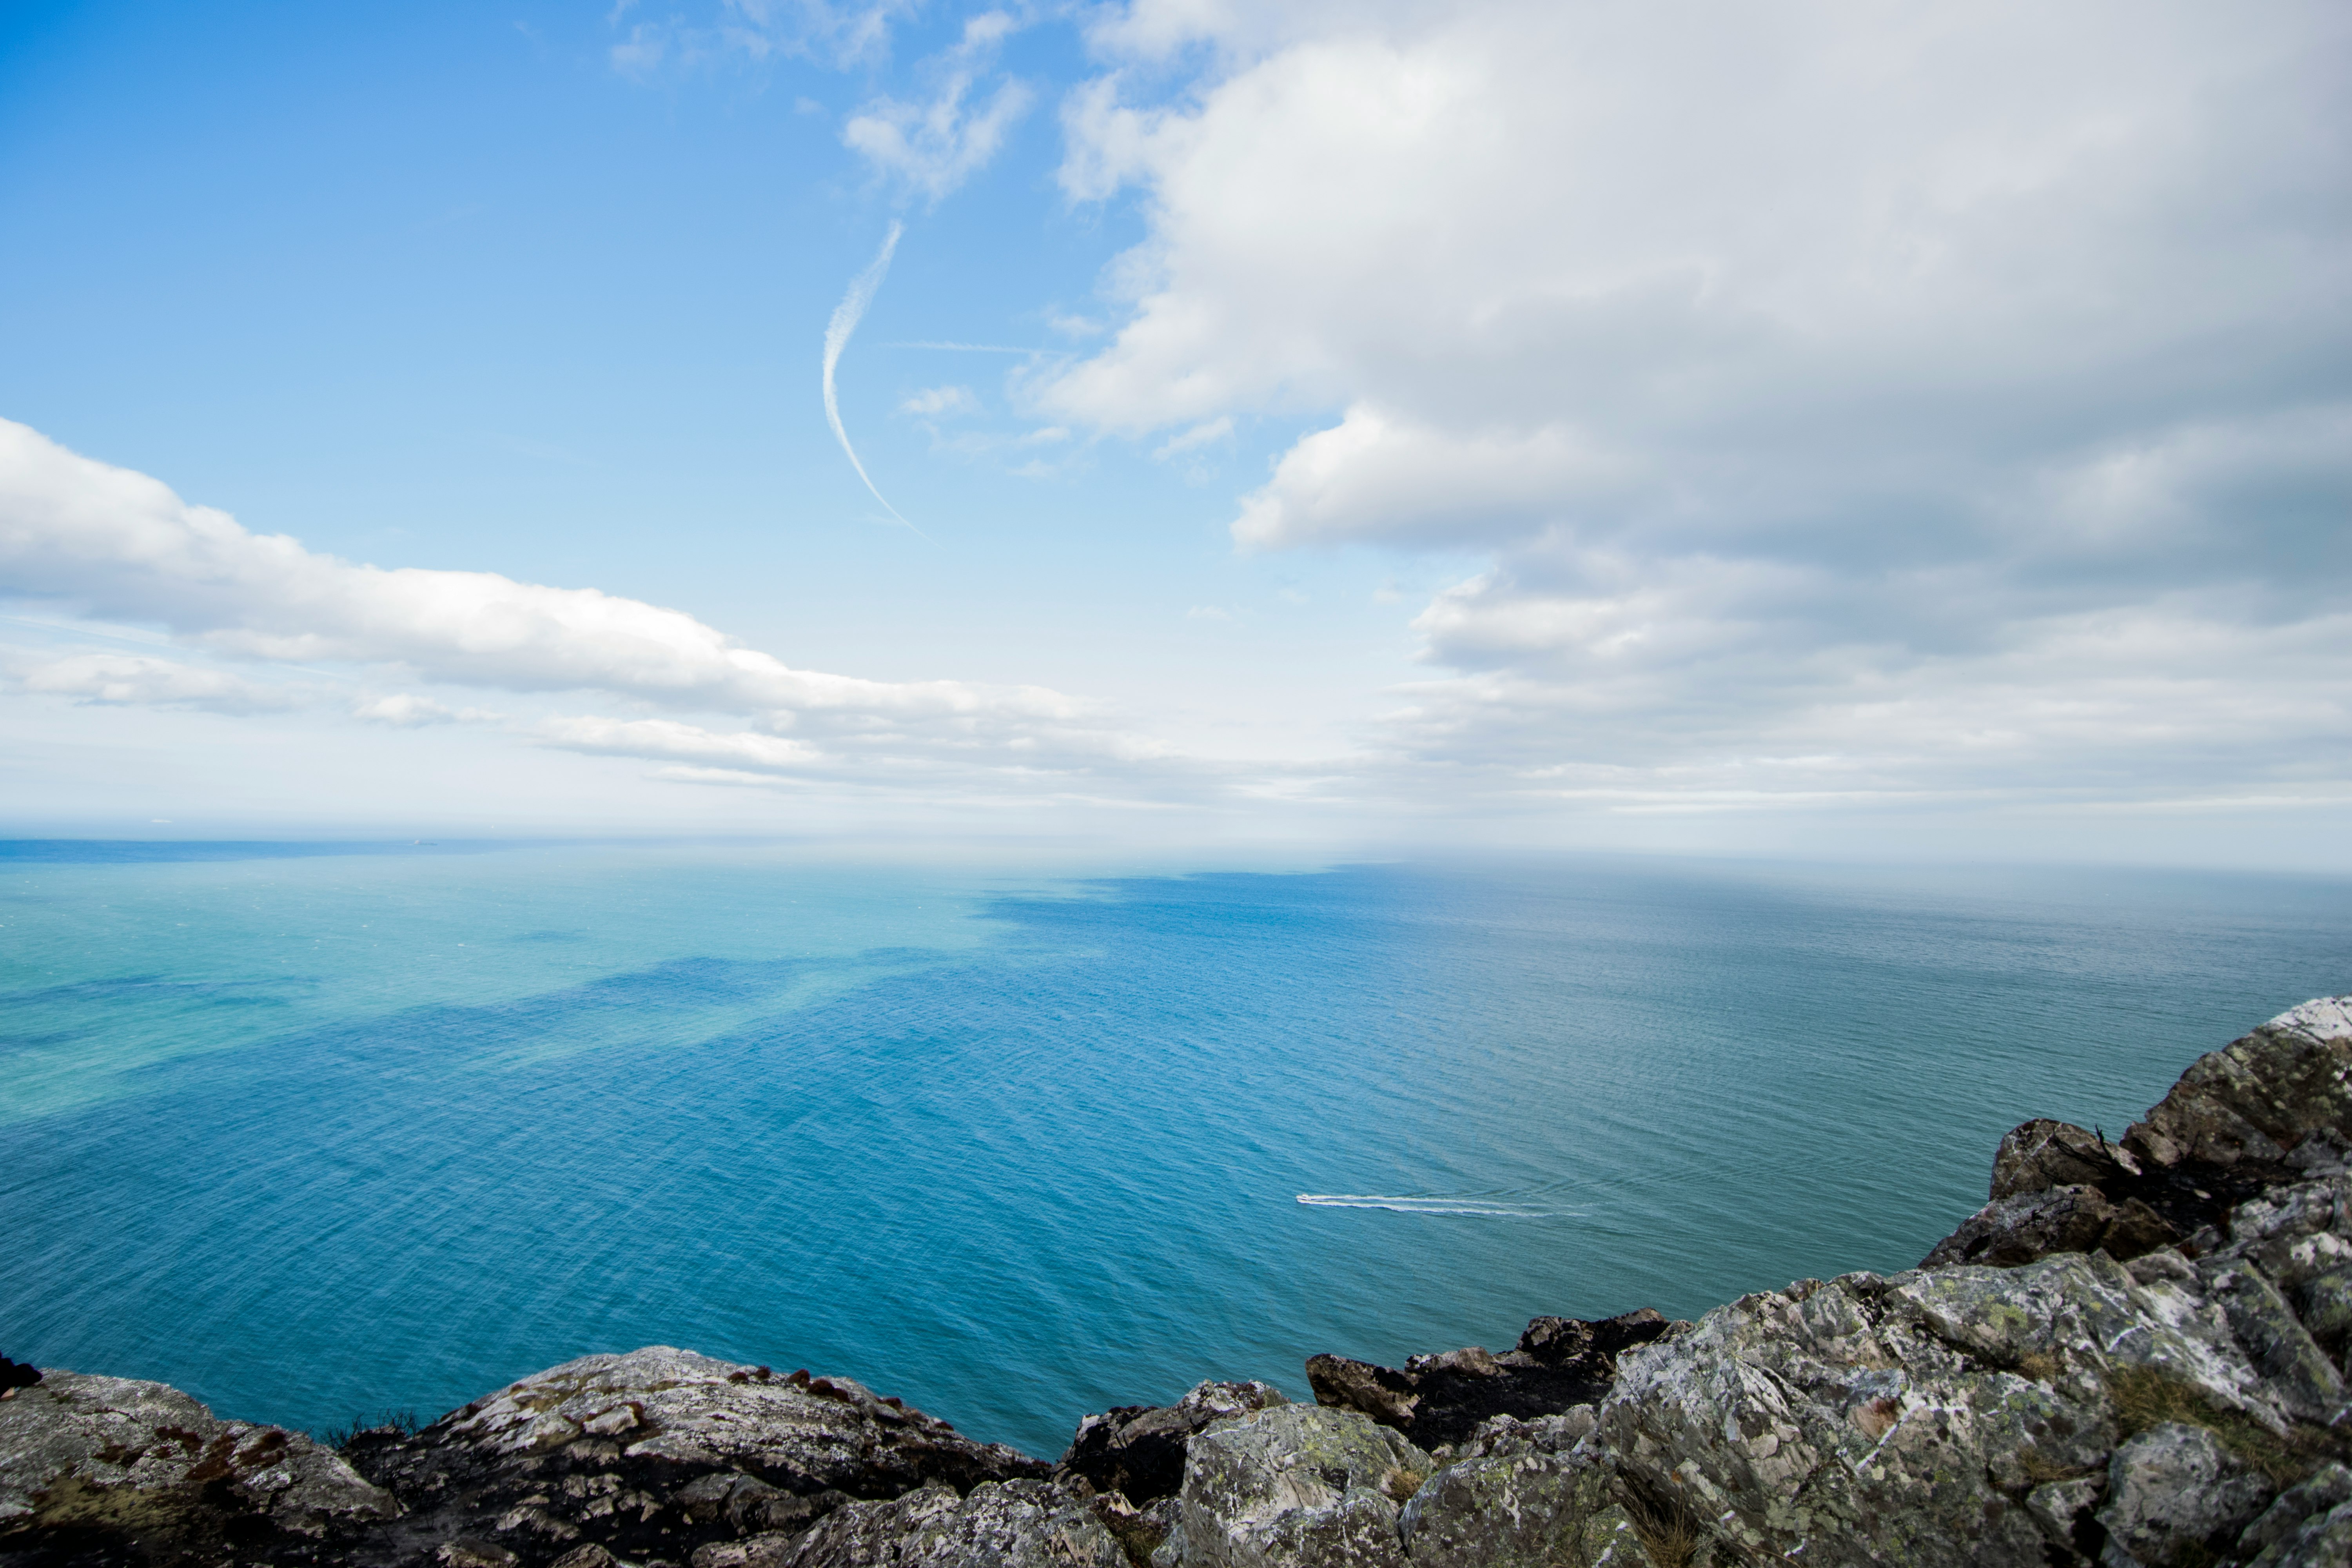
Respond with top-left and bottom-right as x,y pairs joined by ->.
343,1347 -> 1046,1567
777,1479 -> 1126,1568
2230,1461 -> 2351,1566
1395,1413 -> 1639,1568
2250,1503 -> 2352,1568
1154,1405 -> 1430,1568
1920,1183 -> 2178,1270
1585,996 -> 2352,1568
0,1368 -> 397,1561
2096,1422 -> 2273,1566
1590,1242 -> 2330,1567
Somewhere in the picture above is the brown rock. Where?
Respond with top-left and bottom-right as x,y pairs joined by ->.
0,1368 -> 397,1563
1304,1356 -> 1422,1430
1989,1118 -> 2140,1200
1920,1183 -> 2122,1268
2125,996 -> 2352,1169
1308,1311 -> 1679,1449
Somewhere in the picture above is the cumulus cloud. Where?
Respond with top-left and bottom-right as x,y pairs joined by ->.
0,417 -> 1137,788
1044,0 -> 2352,810
1231,408 -> 1633,550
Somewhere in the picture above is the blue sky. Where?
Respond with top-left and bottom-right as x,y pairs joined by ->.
2,1 -> 2347,861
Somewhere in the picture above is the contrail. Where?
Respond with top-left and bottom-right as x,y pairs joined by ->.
822,221 -> 927,539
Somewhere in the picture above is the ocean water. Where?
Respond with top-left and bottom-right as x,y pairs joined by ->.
2,843 -> 2347,1459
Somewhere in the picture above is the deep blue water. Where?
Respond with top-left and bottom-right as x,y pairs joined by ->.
2,845 -> 2347,1459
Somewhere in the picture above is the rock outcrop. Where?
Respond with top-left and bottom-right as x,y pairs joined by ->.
1150,1405 -> 1429,1568
1052,1382 -> 1290,1568
1394,1411 -> 1644,1568
0,1369 -> 397,1563
8,993 -> 2352,1568
1582,994 -> 2352,1567
0,1349 -> 1049,1568
1055,1383 -> 1289,1508
777,1480 -> 1125,1568
1924,996 -> 2352,1273
334,1349 -> 1048,1568
1304,1311 -> 1682,1450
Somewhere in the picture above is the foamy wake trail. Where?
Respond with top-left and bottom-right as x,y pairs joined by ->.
1296,1194 -> 1552,1217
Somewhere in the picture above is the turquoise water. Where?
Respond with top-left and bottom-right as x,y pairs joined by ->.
2,844 -> 2347,1458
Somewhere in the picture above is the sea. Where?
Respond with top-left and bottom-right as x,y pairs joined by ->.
2,842 -> 2347,1459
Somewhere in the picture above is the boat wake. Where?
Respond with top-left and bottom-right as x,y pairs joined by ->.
1295,1193 -> 1553,1217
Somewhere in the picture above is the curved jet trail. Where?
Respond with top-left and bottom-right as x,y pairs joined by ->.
822,221 -> 928,540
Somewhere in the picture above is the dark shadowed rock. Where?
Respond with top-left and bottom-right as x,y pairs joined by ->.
1306,1312 -> 1679,1450
1923,998 -> 2352,1274
0,1369 -> 397,1565
2127,997 -> 2352,1170
2239,1463 -> 2352,1567
1054,1383 -> 1288,1508
1990,1119 -> 2141,1200
1919,1182 -> 2180,1269
339,1347 -> 1045,1568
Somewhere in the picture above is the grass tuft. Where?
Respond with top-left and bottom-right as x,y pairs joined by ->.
319,1409 -> 421,1452
2103,1365 -> 2341,1488
2016,1446 -> 2094,1486
1619,1475 -> 1705,1568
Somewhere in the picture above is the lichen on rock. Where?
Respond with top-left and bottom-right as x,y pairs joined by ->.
0,1369 -> 397,1559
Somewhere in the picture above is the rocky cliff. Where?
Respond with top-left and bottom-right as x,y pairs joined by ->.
6,996 -> 2349,1568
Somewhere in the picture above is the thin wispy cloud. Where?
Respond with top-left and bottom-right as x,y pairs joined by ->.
821,222 -> 927,539
885,341 -> 1045,354
841,10 -> 1034,201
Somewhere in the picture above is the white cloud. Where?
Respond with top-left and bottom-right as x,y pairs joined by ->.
0,417 -> 1137,788
7,652 -> 308,715
843,11 -> 1034,200
535,715 -> 823,772
1231,407 -> 1632,550
1042,0 -> 2352,813
901,384 -> 981,417
1151,415 -> 1232,462
610,0 -> 917,75
351,693 -> 495,727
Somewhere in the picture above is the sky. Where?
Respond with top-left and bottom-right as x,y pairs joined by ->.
1,0 -> 2347,863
